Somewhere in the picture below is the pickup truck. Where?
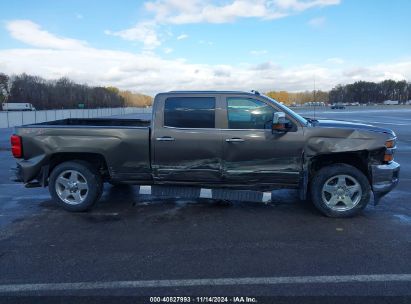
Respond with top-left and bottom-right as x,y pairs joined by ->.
10,90 -> 400,217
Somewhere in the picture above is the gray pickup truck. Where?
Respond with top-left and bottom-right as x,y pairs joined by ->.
10,91 -> 400,217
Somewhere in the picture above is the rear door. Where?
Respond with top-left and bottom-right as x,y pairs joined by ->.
152,94 -> 223,182
220,95 -> 304,187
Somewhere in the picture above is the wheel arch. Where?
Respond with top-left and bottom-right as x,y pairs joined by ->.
308,151 -> 370,182
300,150 -> 371,201
48,157 -> 104,212
48,152 -> 110,180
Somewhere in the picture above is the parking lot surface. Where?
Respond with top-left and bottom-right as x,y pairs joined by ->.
0,107 -> 411,297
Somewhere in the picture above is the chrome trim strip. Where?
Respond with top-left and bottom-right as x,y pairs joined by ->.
162,125 -> 295,132
156,137 -> 175,141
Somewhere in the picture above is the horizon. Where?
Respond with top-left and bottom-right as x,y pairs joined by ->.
0,0 -> 410,95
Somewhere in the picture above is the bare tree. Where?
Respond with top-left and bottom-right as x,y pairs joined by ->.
0,73 -> 10,103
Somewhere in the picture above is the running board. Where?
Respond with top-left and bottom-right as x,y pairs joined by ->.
137,185 -> 272,203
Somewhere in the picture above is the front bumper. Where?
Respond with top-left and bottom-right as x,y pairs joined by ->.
371,161 -> 400,203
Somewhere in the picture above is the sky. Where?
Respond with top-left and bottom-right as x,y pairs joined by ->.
0,0 -> 410,95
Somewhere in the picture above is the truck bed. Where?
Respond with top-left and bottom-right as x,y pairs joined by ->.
29,118 -> 151,128
15,118 -> 152,183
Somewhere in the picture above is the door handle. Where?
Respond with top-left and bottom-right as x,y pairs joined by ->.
225,138 -> 244,142
156,136 -> 175,141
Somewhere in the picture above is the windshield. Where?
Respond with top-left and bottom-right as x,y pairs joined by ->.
261,94 -> 308,126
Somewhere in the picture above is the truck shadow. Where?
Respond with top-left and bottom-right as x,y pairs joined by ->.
87,184 -> 320,223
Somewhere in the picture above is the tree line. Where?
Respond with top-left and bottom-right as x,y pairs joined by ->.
1,72 -> 410,108
329,80 -> 411,104
267,80 -> 411,105
0,73 -> 153,110
266,90 -> 329,105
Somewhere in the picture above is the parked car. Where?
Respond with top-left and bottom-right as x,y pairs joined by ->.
331,104 -> 346,109
2,102 -> 36,111
10,90 -> 399,217
383,100 -> 399,105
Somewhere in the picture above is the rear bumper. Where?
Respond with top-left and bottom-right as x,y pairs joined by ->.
371,161 -> 400,202
10,165 -> 23,182
10,155 -> 49,186
11,155 -> 48,183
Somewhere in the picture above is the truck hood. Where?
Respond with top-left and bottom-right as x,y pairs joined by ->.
315,119 -> 395,137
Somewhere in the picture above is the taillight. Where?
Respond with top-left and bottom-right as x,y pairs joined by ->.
10,135 -> 23,158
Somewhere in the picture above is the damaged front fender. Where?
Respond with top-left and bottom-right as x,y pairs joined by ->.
301,124 -> 398,203
304,128 -> 388,157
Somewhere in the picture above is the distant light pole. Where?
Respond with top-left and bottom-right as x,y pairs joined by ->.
313,75 -> 316,119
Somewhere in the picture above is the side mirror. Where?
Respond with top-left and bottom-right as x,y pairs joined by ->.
272,112 -> 289,133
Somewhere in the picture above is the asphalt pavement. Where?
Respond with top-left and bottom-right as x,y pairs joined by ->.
0,107 -> 411,299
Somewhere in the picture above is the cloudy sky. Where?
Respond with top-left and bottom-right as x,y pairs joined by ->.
0,0 -> 410,95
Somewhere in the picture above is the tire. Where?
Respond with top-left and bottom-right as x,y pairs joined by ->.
310,164 -> 371,218
49,161 -> 103,212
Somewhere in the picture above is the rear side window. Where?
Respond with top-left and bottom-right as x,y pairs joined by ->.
164,97 -> 215,128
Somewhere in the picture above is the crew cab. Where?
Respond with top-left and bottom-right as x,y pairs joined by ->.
10,91 -> 400,217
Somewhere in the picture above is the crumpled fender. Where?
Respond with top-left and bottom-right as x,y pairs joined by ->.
299,127 -> 391,201
304,128 -> 388,157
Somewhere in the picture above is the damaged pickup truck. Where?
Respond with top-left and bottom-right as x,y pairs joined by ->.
10,91 -> 400,217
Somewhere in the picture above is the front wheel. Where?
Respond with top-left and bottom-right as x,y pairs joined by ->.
49,161 -> 103,212
310,164 -> 371,218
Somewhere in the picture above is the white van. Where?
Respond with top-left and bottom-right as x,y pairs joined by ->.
1,103 -> 36,111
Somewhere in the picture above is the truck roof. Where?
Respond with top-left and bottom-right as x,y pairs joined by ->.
158,90 -> 261,96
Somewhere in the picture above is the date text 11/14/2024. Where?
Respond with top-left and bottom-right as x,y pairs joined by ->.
149,296 -> 258,303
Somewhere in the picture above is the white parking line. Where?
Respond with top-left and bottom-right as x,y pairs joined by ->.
11,195 -> 50,200
1,274 -> 411,292
346,120 -> 410,126
373,116 -> 411,122
299,109 -> 411,115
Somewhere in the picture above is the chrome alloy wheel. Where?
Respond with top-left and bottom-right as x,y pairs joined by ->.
55,170 -> 89,205
321,174 -> 362,212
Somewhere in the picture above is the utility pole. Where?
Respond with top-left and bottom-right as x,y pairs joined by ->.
313,74 -> 316,119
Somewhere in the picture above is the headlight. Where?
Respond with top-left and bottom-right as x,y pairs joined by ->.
385,139 -> 396,149
384,139 -> 396,163
384,153 -> 393,162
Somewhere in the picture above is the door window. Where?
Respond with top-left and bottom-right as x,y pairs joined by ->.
164,97 -> 215,128
227,97 -> 274,129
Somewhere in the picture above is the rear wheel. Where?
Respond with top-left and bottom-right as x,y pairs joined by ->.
49,161 -> 103,212
310,164 -> 370,217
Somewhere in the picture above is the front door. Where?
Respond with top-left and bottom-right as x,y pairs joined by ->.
221,96 -> 304,187
152,95 -> 223,182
